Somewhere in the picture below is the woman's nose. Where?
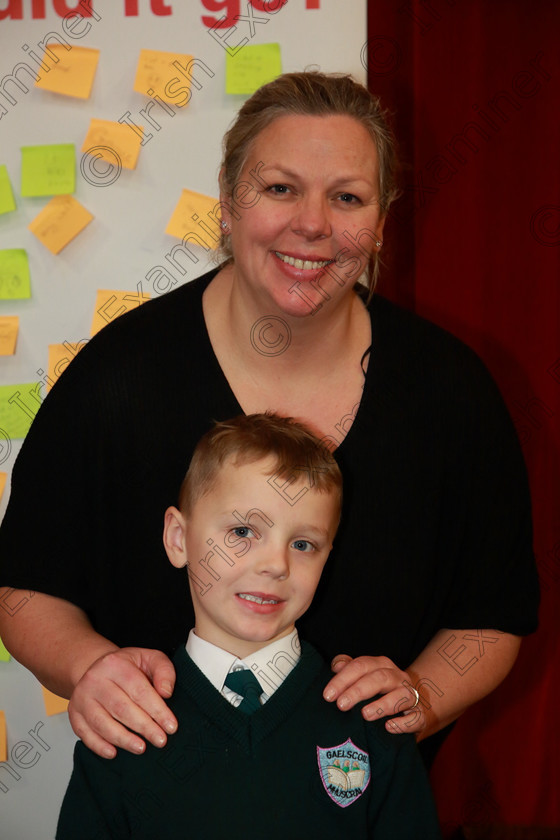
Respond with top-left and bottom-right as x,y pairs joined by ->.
290,194 -> 332,239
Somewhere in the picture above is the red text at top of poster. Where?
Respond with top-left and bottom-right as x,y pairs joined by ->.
0,0 -> 320,20
201,0 -> 319,30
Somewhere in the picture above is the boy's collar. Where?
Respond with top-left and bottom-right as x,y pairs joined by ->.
186,629 -> 301,697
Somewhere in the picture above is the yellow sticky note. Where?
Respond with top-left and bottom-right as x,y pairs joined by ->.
0,249 -> 31,300
165,189 -> 220,248
0,710 -> 6,761
35,44 -> 100,99
0,634 -> 10,662
91,289 -> 150,337
0,317 -> 19,355
226,43 -> 282,95
134,49 -> 193,104
0,473 -> 6,502
82,119 -> 143,171
0,383 -> 41,440
21,144 -> 75,197
47,341 -> 87,390
29,195 -> 93,255
41,686 -> 69,716
0,165 -> 16,214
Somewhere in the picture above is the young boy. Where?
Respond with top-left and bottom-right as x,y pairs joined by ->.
56,414 -> 441,839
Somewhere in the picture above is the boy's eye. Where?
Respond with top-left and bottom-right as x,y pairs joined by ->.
232,526 -> 256,539
291,539 -> 314,553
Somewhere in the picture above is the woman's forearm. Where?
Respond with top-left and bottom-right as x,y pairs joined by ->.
0,587 -> 118,698
407,627 -> 522,741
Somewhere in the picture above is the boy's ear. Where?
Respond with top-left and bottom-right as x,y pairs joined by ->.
163,506 -> 188,569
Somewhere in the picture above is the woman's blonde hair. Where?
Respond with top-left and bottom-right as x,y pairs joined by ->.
218,71 -> 399,295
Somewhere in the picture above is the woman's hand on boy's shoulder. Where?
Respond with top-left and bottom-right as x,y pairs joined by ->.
322,654 -> 426,736
68,647 -> 179,759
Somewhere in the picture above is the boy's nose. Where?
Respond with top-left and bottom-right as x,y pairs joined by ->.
254,544 -> 290,579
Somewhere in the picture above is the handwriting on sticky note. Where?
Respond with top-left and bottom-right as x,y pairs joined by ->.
21,144 -> 75,197
91,290 -> 150,337
165,189 -> 219,248
0,250 -> 31,300
0,382 -> 42,440
35,44 -> 100,99
0,165 -> 16,214
226,43 -> 282,95
0,710 -> 6,761
134,49 -> 194,104
82,119 -> 143,171
0,316 -> 19,355
28,195 -> 93,255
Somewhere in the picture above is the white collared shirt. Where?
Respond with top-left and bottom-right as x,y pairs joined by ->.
186,629 -> 301,708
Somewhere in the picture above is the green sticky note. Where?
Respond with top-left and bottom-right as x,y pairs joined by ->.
21,144 -> 75,197
0,637 -> 10,662
226,43 -> 282,95
0,165 -> 16,214
0,249 -> 31,300
0,383 -> 41,439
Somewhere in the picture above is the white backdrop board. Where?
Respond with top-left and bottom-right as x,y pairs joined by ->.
0,2 -> 366,838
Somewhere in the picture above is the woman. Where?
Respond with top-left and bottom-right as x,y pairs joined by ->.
0,72 -> 538,763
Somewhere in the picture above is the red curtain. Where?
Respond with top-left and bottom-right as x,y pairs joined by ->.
367,1 -> 560,833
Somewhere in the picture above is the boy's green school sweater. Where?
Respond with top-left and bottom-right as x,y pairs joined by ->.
56,643 -> 441,839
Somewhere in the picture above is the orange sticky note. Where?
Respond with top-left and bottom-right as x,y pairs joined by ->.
134,49 -> 193,104
35,44 -> 100,99
91,289 -> 150,337
28,195 -> 93,254
0,710 -> 6,761
82,119 -> 143,172
47,341 -> 87,390
165,189 -> 220,249
0,316 -> 18,355
41,686 -> 69,716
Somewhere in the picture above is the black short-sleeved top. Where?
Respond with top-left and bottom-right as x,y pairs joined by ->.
0,268 -> 539,666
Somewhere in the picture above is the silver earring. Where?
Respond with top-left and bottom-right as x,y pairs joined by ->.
375,239 -> 382,248
221,221 -> 228,232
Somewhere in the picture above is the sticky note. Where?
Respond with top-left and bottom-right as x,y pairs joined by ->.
0,383 -> 41,440
21,144 -> 75,197
0,633 -> 9,661
41,686 -> 69,716
0,250 -> 31,300
0,473 -> 6,503
82,119 -> 143,171
91,290 -> 150,337
0,710 -> 6,761
226,43 -> 282,95
134,49 -> 193,104
29,195 -> 93,255
48,341 -> 87,390
165,189 -> 220,248
0,165 -> 16,214
35,44 -> 100,99
0,317 -> 18,355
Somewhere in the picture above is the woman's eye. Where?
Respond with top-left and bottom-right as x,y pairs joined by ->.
232,526 -> 256,539
267,184 -> 290,195
337,193 -> 360,204
292,539 -> 314,553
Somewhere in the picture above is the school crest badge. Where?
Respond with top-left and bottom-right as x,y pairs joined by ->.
317,738 -> 371,808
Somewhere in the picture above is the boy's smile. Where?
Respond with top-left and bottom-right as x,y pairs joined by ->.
164,456 -> 340,659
